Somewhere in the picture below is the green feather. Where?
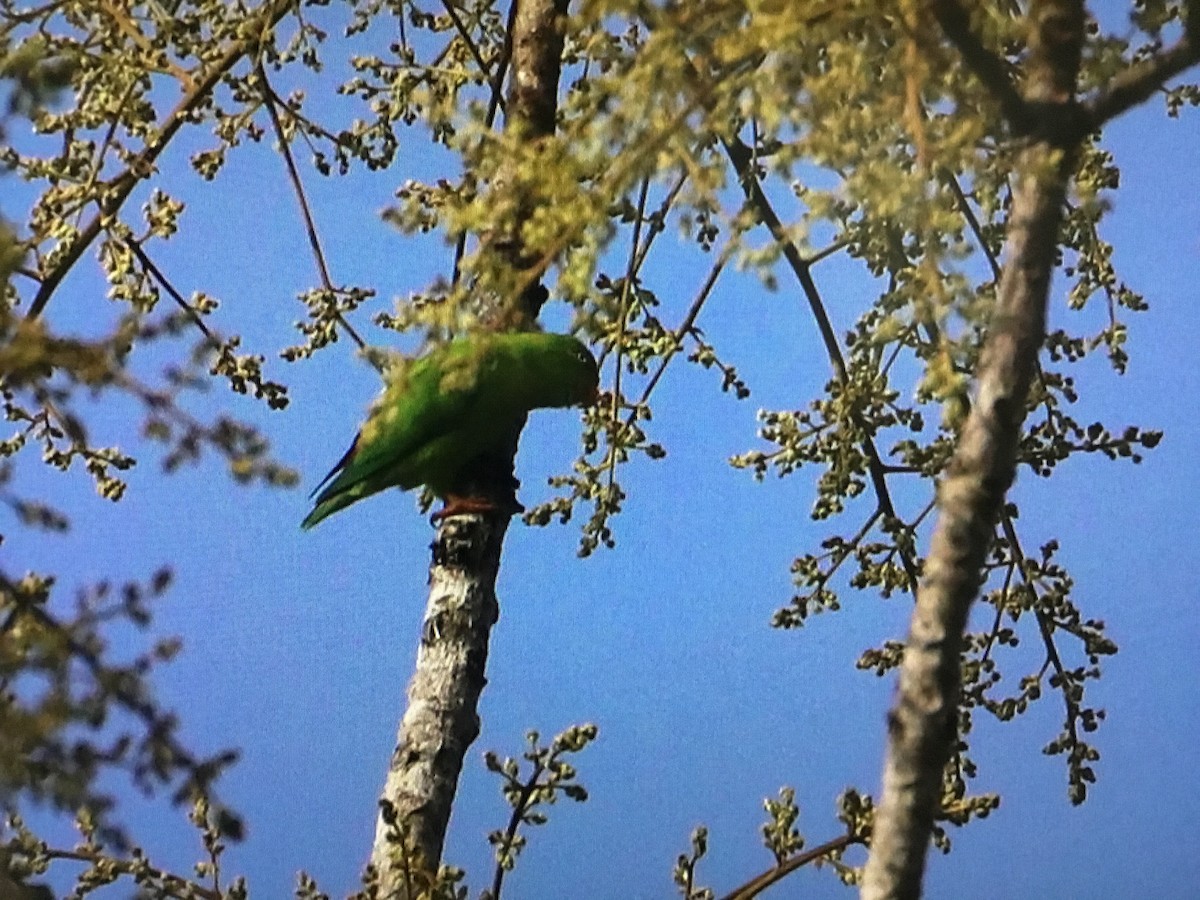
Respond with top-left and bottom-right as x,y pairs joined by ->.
302,332 -> 598,529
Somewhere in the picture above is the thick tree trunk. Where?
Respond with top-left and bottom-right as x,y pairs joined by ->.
369,1 -> 570,895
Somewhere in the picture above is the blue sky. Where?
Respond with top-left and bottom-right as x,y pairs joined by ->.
8,14 -> 1200,900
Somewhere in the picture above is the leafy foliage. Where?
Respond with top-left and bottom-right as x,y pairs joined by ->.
0,0 -> 1195,896
479,724 -> 595,900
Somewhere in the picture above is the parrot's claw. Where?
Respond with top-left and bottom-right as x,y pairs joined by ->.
432,494 -> 524,523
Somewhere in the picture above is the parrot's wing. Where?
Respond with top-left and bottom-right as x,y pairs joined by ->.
317,353 -> 477,493
301,334 -> 597,530
303,341 -> 504,527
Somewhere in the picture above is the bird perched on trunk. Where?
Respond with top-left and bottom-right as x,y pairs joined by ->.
302,332 -> 599,529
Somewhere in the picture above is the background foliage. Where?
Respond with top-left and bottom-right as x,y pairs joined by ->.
1,0 -> 1197,896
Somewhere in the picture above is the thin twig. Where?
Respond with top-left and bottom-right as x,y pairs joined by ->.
942,172 -> 1001,281
256,63 -> 373,359
605,176 -> 651,488
718,832 -> 863,900
978,555 -> 1016,666
97,0 -> 196,89
450,0 -> 516,286
630,168 -> 689,274
124,239 -> 219,345
810,508 -> 884,602
257,76 -> 364,153
808,238 -> 849,266
488,759 -> 545,900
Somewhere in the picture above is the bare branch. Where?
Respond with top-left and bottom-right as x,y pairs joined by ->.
719,833 -> 863,900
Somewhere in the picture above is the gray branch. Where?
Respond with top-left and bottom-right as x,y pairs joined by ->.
859,140 -> 1073,900
861,2 -> 1086,898
371,516 -> 506,891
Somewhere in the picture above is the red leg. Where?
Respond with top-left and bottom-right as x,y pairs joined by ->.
431,493 -> 527,522
432,494 -> 503,521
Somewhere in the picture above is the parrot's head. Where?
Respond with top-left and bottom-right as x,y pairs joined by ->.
568,341 -> 601,407
530,336 -> 600,408
511,332 -> 600,409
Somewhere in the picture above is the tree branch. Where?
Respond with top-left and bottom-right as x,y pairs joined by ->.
928,0 -> 1032,132
861,4 -> 1086,897
1086,15 -> 1200,125
369,2 -> 571,895
370,516 -> 507,886
862,145 -> 1076,900
719,832 -> 863,900
25,0 -> 296,320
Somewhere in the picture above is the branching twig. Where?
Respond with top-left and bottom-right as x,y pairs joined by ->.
626,245 -> 730,422
998,514 -> 1082,749
439,0 -> 502,103
26,0 -> 297,319
721,132 -> 921,595
33,846 -> 222,900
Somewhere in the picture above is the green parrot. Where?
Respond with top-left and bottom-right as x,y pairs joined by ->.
302,332 -> 599,529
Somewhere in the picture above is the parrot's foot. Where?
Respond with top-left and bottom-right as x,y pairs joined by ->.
432,494 -> 524,523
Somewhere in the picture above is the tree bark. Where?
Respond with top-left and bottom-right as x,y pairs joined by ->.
371,516 -> 506,891
859,138 -> 1075,900
369,1 -> 570,895
861,3 -> 1086,898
